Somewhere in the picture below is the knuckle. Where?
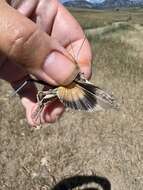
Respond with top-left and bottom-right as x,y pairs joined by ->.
10,28 -> 37,53
9,28 -> 39,65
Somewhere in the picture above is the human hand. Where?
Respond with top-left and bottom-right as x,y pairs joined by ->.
0,0 -> 92,126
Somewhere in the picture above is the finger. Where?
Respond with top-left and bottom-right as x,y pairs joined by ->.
52,3 -> 92,79
66,38 -> 92,79
0,1 -> 78,86
10,0 -> 39,17
0,57 -> 37,126
31,84 -> 65,125
42,99 -> 64,123
9,72 -> 64,126
31,99 -> 65,126
0,57 -> 64,126
23,97 -> 65,126
32,0 -> 59,34
33,0 -> 92,79
10,73 -> 38,126
11,0 -> 59,34
14,0 -> 92,79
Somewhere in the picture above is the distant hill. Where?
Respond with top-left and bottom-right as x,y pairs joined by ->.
63,0 -> 95,9
63,0 -> 143,9
101,0 -> 143,8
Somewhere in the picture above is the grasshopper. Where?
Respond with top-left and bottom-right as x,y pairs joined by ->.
13,38 -> 118,123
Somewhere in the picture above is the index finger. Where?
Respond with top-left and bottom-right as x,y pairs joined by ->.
51,3 -> 92,78
66,37 -> 92,79
34,1 -> 92,79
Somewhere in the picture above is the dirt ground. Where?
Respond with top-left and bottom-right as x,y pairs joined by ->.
0,8 -> 143,190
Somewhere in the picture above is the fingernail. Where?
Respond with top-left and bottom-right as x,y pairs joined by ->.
43,51 -> 79,85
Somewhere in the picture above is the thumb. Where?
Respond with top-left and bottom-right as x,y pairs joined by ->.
0,1 -> 78,85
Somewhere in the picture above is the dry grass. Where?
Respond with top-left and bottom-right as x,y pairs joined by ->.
0,8 -> 143,190
70,7 -> 143,29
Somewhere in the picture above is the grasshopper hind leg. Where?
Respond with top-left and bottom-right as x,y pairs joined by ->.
31,90 -> 58,125
31,91 -> 46,125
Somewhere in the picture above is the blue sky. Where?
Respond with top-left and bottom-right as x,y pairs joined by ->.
61,0 -> 105,3
87,0 -> 105,2
61,0 -> 142,2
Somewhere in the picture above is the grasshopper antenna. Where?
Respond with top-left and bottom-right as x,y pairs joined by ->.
69,40 -> 76,60
76,36 -> 86,62
11,80 -> 28,97
69,36 -> 86,63
10,79 -> 49,97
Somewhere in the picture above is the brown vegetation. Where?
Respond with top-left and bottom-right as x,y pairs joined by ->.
0,7 -> 143,190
